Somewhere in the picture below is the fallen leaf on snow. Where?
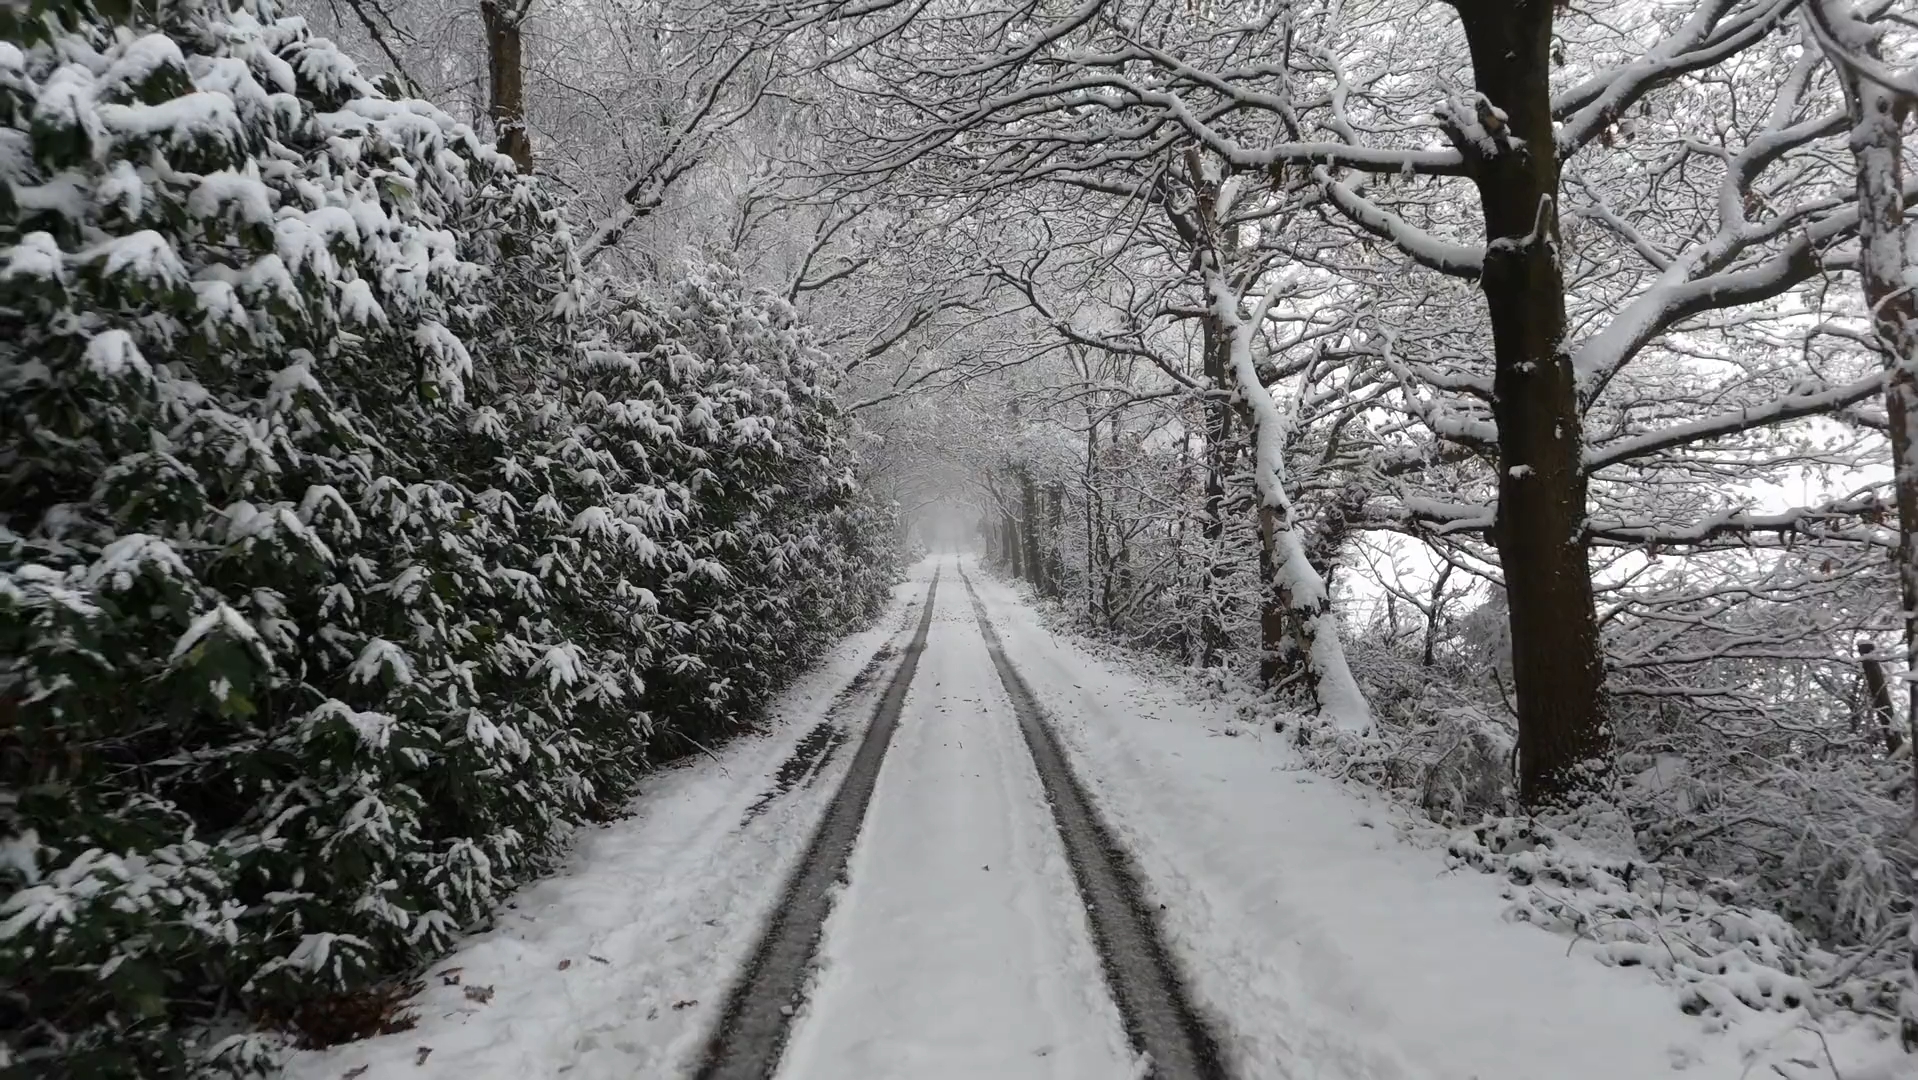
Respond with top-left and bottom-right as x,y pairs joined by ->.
672,999 -> 697,1010
415,1047 -> 432,1066
463,984 -> 495,1004
557,958 -> 571,970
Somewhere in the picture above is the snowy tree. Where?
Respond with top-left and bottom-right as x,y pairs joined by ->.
1807,0 -> 1918,1048
0,0 -> 896,1070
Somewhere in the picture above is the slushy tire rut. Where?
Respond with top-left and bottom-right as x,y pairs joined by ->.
959,567 -> 1229,1080
694,570 -> 940,1080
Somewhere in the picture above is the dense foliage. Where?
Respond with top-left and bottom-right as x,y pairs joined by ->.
0,1 -> 896,1073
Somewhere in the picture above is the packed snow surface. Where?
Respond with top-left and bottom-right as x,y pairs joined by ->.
776,570 -> 1133,1078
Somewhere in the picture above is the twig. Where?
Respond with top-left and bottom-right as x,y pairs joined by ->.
1803,1018 -> 1845,1080
673,730 -> 730,777
329,0 -> 420,92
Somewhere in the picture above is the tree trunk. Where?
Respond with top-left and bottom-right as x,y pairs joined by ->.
1810,4 -> 1918,1047
1002,509 -> 1022,578
1020,466 -> 1046,595
1202,268 -> 1369,731
1831,14 -> 1918,739
1860,641 -> 1902,755
1199,318 -> 1234,668
1171,424 -> 1194,662
1423,563 -> 1455,669
1455,0 -> 1611,809
480,0 -> 533,171
1171,148 -> 1364,723
1085,411 -> 1103,622
1257,506 -> 1289,686
1107,414 -> 1132,624
1305,483 -> 1367,588
1046,481 -> 1067,593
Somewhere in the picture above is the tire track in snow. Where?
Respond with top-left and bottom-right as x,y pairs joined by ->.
773,563 -> 1133,1076
739,640 -> 897,825
694,567 -> 941,1080
958,566 -> 1230,1080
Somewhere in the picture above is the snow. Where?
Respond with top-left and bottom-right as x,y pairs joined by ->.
280,556 -> 1909,1080
89,229 -> 188,290
167,602 -> 264,663
960,564 -> 1907,1080
256,932 -> 372,985
101,34 -> 187,95
34,64 -> 105,152
1583,371 -> 1888,473
777,572 -> 1134,1078
281,571 -> 927,1080
1318,170 -> 1484,276
0,832 -> 41,885
304,700 -> 399,751
348,637 -> 413,685
3,232 -> 65,284
273,215 -> 338,278
84,328 -> 151,380
99,91 -> 248,150
80,533 -> 190,592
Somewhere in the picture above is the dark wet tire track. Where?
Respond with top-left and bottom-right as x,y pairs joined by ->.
739,642 -> 898,825
739,723 -> 846,824
695,569 -> 940,1080
958,566 -> 1229,1080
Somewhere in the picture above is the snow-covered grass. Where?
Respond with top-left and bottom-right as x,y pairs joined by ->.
965,564 -> 1911,1080
279,569 -> 931,1080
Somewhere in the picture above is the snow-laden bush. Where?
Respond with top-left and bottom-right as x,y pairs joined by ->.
1272,633 -> 1519,825
1443,814 -> 1910,1032
0,2 -> 895,1073
1615,744 -> 1912,949
1280,624 -> 1914,1046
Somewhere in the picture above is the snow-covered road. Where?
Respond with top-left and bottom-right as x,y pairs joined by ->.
285,553 -> 1900,1080
776,561 -> 1135,1079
